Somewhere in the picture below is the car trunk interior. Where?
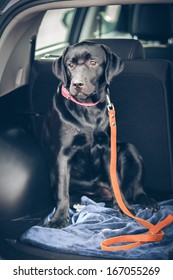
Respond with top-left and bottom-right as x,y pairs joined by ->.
0,1 -> 173,259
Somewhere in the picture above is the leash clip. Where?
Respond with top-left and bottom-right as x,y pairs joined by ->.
106,93 -> 114,111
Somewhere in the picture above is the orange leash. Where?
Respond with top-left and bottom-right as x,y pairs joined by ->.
101,108 -> 173,251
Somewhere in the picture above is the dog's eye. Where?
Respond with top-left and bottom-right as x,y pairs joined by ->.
89,60 -> 97,66
68,62 -> 75,69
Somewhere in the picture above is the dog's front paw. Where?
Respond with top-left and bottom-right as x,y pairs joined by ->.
45,216 -> 70,228
44,208 -> 70,228
138,195 -> 159,212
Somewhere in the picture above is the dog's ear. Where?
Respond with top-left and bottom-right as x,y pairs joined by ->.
101,44 -> 124,85
52,47 -> 69,87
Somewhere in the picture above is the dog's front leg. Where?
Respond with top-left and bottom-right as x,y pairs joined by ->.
46,152 -> 70,228
103,149 -> 136,214
102,150 -> 119,209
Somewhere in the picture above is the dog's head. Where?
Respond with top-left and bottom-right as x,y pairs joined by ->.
52,41 -> 124,102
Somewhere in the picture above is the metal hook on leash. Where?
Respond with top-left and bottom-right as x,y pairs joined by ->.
106,87 -> 114,111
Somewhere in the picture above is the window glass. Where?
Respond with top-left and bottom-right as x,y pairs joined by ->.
95,5 -> 121,37
80,5 -> 131,40
36,8 -> 75,51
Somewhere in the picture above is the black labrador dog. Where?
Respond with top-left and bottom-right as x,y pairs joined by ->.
42,41 -> 157,228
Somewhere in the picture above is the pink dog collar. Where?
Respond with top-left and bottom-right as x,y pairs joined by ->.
61,85 -> 99,107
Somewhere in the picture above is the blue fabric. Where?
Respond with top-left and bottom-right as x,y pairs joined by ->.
20,196 -> 173,259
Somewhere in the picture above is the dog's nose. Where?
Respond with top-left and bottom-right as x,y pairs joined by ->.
73,81 -> 84,89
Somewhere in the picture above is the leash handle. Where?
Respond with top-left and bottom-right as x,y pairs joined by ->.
101,108 -> 173,251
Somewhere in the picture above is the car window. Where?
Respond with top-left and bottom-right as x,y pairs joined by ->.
35,5 -> 131,59
79,5 -> 131,40
35,8 -> 76,58
96,5 -> 121,37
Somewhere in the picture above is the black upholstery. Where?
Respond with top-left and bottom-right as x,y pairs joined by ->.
110,60 -> 173,194
29,59 -> 59,138
0,126 -> 52,220
144,45 -> 173,60
0,88 -> 52,240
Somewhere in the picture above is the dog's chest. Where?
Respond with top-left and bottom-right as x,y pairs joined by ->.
72,129 -> 109,150
70,129 -> 109,176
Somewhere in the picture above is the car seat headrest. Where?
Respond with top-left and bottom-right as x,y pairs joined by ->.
89,38 -> 145,59
130,4 -> 173,44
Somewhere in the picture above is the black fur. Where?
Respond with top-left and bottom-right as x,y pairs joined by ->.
42,41 -> 158,228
